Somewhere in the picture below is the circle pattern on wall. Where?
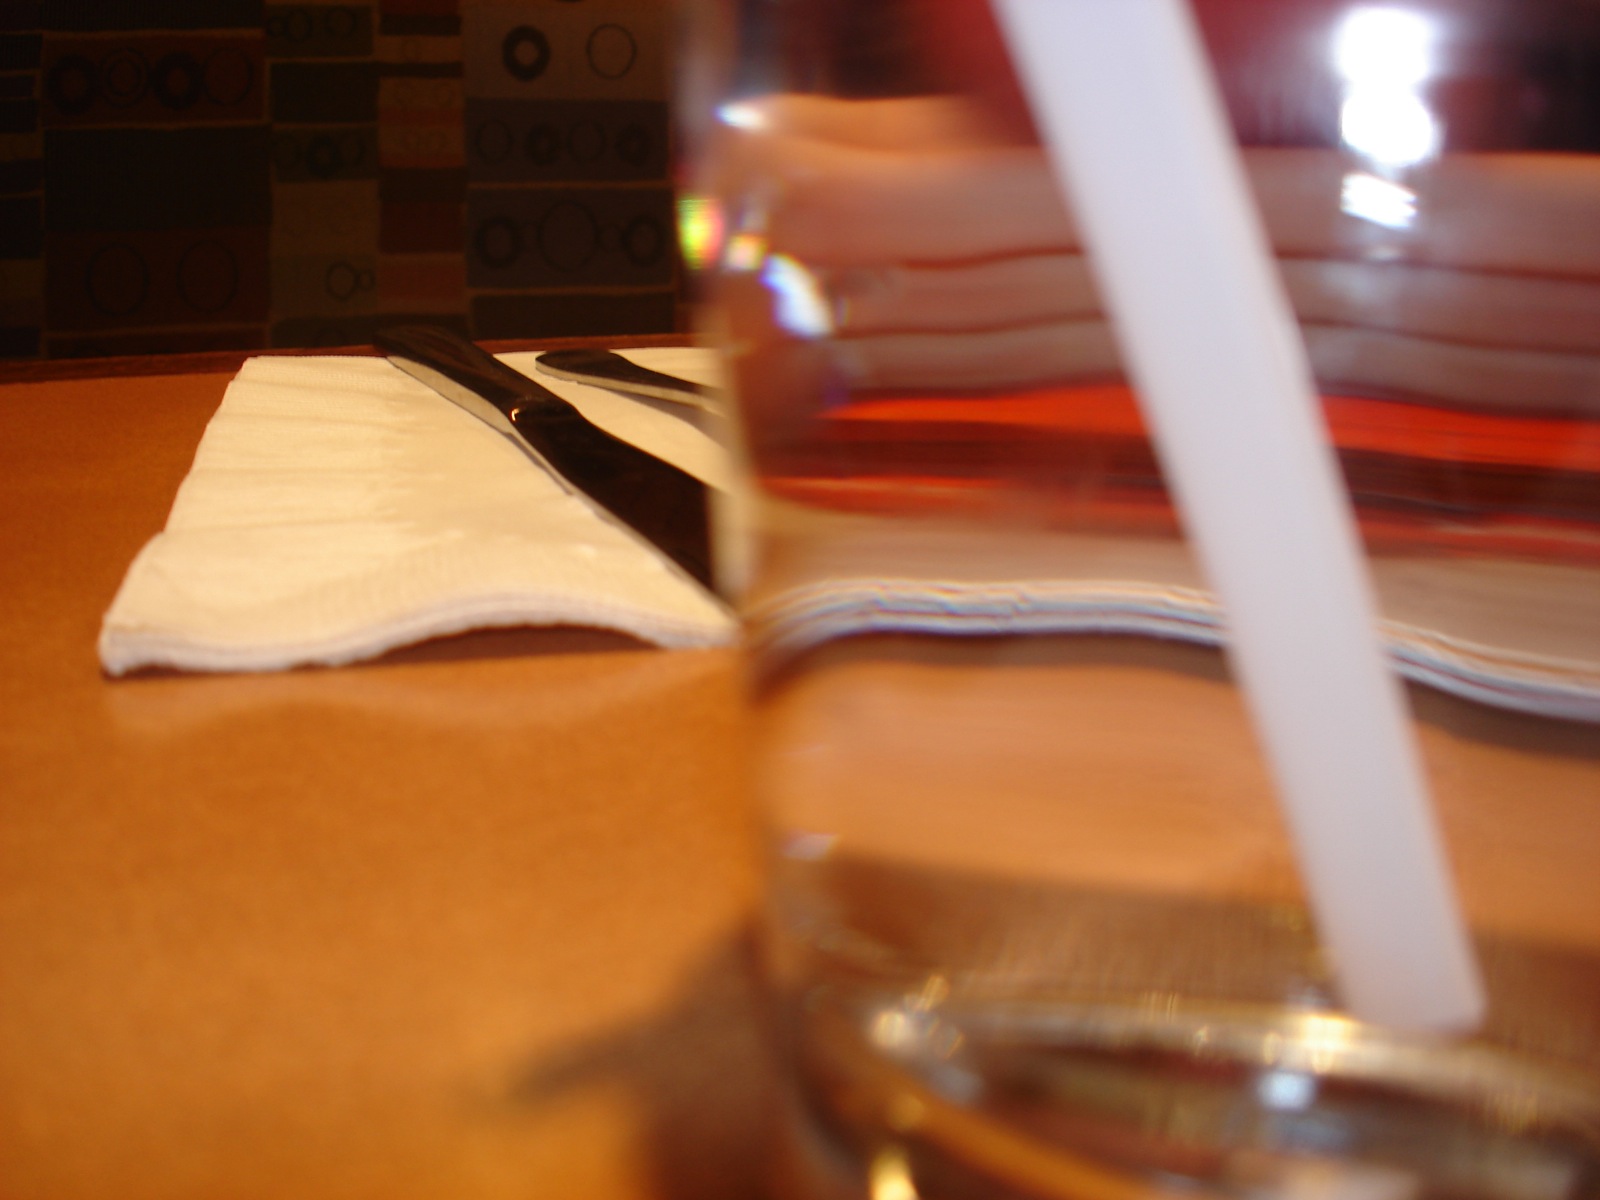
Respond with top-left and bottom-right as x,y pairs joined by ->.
503,26 -> 551,82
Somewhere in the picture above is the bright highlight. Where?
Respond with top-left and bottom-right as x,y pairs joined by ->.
1334,7 -> 1437,86
1340,88 -> 1439,167
1341,171 -> 1419,229
1333,7 -> 1444,167
716,101 -> 767,130
675,194 -> 724,271
761,254 -> 834,338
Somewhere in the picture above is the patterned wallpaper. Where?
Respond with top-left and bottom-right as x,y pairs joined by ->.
0,0 -> 682,360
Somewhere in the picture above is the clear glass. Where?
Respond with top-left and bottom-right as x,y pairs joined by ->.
678,1 -> 1600,1195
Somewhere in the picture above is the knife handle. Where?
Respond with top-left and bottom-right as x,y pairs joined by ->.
504,400 -> 715,590
376,324 -> 718,595
374,324 -> 532,413
534,348 -> 720,409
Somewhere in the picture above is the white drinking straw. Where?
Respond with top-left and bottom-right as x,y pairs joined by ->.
991,0 -> 1484,1031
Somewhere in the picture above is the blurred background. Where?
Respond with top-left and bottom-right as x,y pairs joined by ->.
1,0 -> 1595,362
0,0 -> 681,361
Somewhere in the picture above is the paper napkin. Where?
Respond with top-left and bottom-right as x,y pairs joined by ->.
100,345 -> 1599,722
99,348 -> 739,675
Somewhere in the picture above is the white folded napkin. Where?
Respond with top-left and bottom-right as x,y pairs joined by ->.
101,345 -> 1600,722
743,511 -> 1600,723
99,348 -> 739,675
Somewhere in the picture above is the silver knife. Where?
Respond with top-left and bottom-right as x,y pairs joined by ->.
375,325 -> 721,599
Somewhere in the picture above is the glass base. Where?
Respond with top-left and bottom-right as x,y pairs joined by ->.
777,981 -> 1600,1200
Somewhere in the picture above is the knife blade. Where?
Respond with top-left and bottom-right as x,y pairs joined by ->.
374,325 -> 720,599
534,348 -> 722,412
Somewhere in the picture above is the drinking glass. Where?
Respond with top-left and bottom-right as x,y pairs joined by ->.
677,1 -> 1600,1195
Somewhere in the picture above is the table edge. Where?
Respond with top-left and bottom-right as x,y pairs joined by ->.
0,333 -> 698,384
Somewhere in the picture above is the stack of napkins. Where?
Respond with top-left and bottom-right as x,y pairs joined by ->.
100,346 -> 1599,725
740,511 -> 1600,724
99,349 -> 739,675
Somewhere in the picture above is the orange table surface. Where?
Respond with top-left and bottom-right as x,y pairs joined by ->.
3,352 -> 1597,1200
0,357 -> 771,1200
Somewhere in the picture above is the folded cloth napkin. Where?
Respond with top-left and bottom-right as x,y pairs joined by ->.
99,348 -> 739,675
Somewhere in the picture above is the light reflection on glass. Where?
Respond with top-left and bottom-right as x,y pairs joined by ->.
871,1008 -> 920,1052
715,100 -> 767,130
725,231 -> 767,272
1293,1011 -> 1359,1074
1257,1068 -> 1318,1111
868,1146 -> 919,1200
762,253 -> 835,337
1333,6 -> 1443,169
1341,170 -> 1420,228
1334,7 -> 1436,87
1341,87 -> 1440,167
675,193 -> 723,271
